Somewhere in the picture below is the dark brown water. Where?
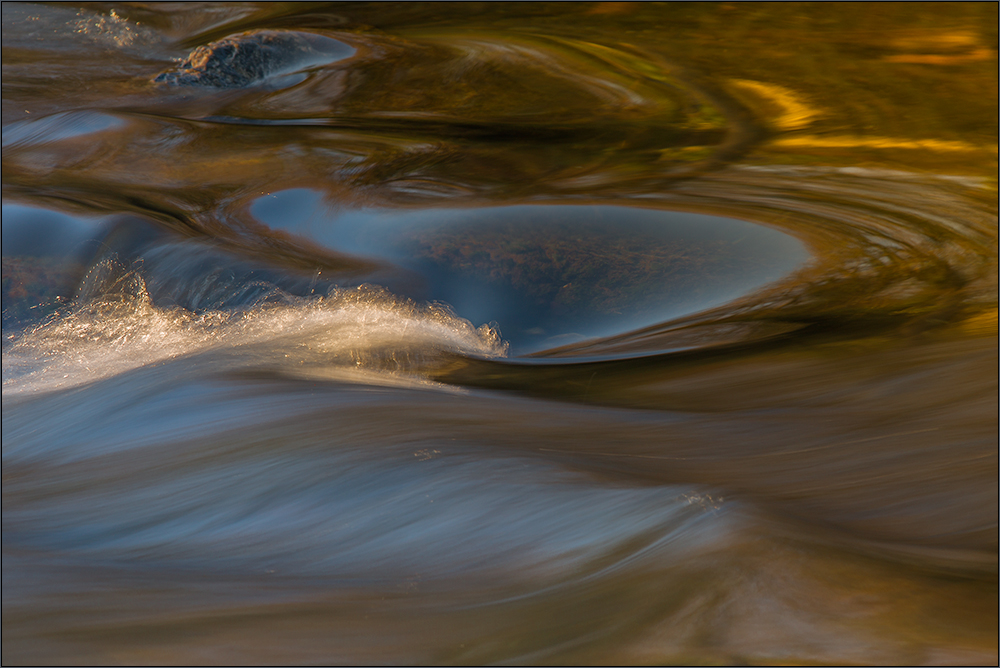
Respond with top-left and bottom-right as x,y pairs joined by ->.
2,3 -> 997,665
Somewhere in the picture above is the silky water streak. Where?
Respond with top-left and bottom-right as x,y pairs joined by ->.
2,2 -> 997,666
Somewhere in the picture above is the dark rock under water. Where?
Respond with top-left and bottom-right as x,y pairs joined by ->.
153,30 -> 324,88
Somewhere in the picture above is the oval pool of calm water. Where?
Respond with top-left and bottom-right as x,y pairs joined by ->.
251,190 -> 809,354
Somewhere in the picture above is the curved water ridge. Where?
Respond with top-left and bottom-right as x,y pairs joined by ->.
2,250 -> 506,397
251,196 -> 809,353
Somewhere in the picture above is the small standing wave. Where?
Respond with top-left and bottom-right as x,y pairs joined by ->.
2,241 -> 507,397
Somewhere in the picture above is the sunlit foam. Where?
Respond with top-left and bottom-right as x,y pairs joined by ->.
2,272 -> 506,397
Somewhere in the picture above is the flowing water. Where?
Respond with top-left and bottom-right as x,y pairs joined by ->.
2,3 -> 997,665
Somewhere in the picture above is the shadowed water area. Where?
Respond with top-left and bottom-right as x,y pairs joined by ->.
2,2 -> 997,665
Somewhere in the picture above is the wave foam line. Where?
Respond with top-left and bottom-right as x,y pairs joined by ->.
3,278 -> 507,396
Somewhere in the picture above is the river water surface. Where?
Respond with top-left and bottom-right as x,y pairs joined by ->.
2,3 -> 998,665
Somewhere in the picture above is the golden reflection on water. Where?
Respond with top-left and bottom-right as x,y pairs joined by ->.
1,2 -> 997,665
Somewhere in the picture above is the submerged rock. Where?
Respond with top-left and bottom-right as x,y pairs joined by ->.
154,30 -> 324,88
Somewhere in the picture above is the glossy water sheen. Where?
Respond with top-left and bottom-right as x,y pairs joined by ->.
2,3 -> 997,666
250,195 -> 808,352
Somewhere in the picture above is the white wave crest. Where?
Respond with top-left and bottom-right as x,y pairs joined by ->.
2,276 -> 507,396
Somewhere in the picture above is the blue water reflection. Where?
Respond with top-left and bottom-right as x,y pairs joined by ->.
252,189 -> 809,353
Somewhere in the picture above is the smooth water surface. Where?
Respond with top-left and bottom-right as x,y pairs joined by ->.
2,3 -> 997,665
251,195 -> 807,352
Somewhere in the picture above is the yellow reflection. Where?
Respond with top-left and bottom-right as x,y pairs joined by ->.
771,135 -> 986,152
728,79 -> 820,131
884,48 -> 993,65
885,30 -> 994,64
889,30 -> 980,50
962,308 -> 999,336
